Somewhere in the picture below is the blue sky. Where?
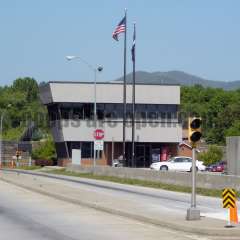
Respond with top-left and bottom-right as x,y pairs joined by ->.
1,0 -> 240,85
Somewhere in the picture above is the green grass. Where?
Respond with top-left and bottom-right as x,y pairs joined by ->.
44,168 -> 238,198
17,165 -> 43,170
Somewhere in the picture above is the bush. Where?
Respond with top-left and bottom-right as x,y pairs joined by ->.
198,145 -> 223,166
225,120 -> 240,137
32,138 -> 56,166
35,159 -> 53,167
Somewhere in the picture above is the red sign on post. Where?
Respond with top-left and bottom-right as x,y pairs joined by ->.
94,129 -> 104,140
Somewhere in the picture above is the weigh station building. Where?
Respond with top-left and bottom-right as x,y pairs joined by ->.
40,81 -> 182,167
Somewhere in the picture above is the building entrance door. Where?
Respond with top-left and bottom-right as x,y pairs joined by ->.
72,149 -> 81,165
135,144 -> 151,168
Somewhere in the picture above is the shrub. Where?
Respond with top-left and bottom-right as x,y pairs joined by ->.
32,138 -> 56,166
35,159 -> 53,167
198,145 -> 223,166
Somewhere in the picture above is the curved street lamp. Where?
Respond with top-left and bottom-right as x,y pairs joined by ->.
66,55 -> 103,167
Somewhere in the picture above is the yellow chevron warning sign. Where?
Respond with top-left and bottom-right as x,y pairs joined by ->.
222,188 -> 236,209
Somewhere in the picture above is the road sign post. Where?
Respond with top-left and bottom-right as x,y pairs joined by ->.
94,129 -> 104,140
93,129 -> 104,167
222,188 -> 238,227
16,150 -> 21,168
94,140 -> 104,151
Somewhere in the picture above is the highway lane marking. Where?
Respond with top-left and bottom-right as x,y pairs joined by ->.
185,235 -> 212,240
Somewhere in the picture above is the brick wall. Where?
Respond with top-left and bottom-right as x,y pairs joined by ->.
58,156 -> 108,167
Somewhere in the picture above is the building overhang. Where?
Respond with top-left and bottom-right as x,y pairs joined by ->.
40,81 -> 180,105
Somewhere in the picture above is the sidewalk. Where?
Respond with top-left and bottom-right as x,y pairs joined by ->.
0,169 -> 239,237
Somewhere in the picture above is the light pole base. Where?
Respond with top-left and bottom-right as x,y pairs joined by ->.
186,208 -> 201,221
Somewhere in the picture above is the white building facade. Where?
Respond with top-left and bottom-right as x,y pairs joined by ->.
40,82 -> 182,167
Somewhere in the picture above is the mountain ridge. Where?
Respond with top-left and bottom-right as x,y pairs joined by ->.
114,71 -> 240,90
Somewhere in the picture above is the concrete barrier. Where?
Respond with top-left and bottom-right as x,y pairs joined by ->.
226,136 -> 240,176
67,164 -> 240,191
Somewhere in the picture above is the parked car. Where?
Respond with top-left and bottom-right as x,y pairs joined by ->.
112,155 -> 124,167
150,156 -> 206,172
205,161 -> 226,173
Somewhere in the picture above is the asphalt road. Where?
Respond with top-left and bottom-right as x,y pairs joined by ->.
0,179 -> 233,240
16,170 -> 228,220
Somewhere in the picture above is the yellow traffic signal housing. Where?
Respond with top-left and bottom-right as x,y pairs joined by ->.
188,117 -> 202,145
16,150 -> 21,157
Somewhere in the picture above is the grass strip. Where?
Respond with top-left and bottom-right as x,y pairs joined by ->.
44,168 -> 240,198
16,166 -> 43,171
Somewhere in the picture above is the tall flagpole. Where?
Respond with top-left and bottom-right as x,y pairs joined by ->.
123,8 -> 127,166
131,23 -> 136,168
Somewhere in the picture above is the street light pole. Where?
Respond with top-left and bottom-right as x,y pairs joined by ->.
66,56 -> 103,167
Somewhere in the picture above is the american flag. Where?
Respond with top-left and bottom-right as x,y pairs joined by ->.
112,16 -> 126,41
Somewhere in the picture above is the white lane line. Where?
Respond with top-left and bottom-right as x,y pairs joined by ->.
185,235 -> 211,240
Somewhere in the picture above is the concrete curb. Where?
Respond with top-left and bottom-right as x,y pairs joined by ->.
1,169 -> 240,237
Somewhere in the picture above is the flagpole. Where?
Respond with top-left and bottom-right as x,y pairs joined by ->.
131,23 -> 136,168
123,8 -> 127,166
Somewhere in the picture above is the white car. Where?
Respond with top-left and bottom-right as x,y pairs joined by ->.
150,156 -> 206,172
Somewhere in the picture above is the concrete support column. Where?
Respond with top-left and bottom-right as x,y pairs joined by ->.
226,136 -> 240,176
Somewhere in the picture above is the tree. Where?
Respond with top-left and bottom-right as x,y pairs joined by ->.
32,137 -> 56,165
0,77 -> 47,141
12,77 -> 39,102
181,85 -> 240,144
225,120 -> 240,137
198,145 -> 223,166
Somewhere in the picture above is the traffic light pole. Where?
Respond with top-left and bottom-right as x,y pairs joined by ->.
186,146 -> 200,220
191,147 -> 197,208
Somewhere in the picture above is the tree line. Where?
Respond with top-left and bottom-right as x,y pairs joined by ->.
0,78 -> 240,145
0,77 -> 47,141
181,84 -> 240,144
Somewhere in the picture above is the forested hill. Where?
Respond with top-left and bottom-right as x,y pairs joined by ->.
115,71 -> 240,90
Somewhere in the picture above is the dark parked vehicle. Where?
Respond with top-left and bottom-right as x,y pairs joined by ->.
206,161 -> 226,173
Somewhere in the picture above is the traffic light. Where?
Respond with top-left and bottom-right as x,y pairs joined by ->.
188,117 -> 202,146
16,150 -> 21,158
